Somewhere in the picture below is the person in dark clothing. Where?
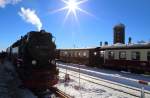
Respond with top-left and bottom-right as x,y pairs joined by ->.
0,51 -> 6,64
0,52 -> 2,64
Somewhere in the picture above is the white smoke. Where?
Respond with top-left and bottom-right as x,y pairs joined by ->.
18,7 -> 42,31
0,0 -> 21,8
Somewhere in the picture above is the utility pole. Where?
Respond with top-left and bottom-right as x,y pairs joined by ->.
140,87 -> 145,98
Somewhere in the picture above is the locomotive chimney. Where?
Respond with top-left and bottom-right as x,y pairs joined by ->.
40,29 -> 46,33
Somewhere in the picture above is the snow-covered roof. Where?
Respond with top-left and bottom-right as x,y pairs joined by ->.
101,42 -> 150,49
112,43 -> 126,46
58,42 -> 150,50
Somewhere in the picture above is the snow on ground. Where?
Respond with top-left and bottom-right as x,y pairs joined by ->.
0,60 -> 37,98
55,72 -> 134,98
59,68 -> 150,98
57,62 -> 150,91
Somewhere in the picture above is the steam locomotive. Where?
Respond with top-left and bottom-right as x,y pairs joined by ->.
6,30 -> 58,93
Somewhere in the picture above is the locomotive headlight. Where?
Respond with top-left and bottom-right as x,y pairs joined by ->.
32,60 -> 37,65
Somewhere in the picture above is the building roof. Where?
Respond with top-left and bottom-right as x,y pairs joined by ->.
114,23 -> 125,28
101,43 -> 150,50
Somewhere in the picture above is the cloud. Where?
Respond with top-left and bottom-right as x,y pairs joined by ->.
18,7 -> 42,31
0,0 -> 21,8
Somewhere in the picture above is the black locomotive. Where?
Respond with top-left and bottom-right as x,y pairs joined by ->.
6,30 -> 58,93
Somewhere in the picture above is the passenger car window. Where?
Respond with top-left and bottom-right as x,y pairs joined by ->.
83,52 -> 87,57
131,52 -> 140,60
74,52 -> 77,57
108,51 -> 114,59
78,52 -> 81,56
119,51 -> 126,60
94,52 -> 97,56
147,52 -> 150,61
64,51 -> 68,56
100,51 -> 104,58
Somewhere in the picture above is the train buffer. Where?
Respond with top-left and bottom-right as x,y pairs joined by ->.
138,80 -> 150,86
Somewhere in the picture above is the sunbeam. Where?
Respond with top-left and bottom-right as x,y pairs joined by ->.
52,0 -> 92,23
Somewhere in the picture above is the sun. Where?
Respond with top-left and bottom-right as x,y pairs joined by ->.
53,0 -> 91,22
67,0 -> 78,11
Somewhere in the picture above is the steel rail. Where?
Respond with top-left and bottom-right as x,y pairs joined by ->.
55,89 -> 72,98
52,87 -> 72,98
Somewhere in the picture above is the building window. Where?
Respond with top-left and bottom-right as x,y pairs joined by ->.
119,51 -> 126,60
131,52 -> 140,60
147,52 -> 150,61
108,51 -> 114,59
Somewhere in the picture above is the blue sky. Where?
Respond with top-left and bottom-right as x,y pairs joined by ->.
0,0 -> 150,51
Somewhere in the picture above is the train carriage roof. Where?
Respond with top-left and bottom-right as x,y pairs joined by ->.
58,47 -> 97,51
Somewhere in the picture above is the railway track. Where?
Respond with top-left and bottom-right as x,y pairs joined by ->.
36,87 -> 72,98
59,68 -> 150,98
54,87 -> 72,98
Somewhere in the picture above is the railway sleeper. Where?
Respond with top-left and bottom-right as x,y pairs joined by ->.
32,87 -> 72,98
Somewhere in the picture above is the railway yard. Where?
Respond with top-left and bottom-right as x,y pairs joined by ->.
1,0 -> 150,97
0,59 -> 150,98
1,25 -> 150,98
0,28 -> 150,97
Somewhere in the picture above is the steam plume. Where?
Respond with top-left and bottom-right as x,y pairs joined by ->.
18,7 -> 42,31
